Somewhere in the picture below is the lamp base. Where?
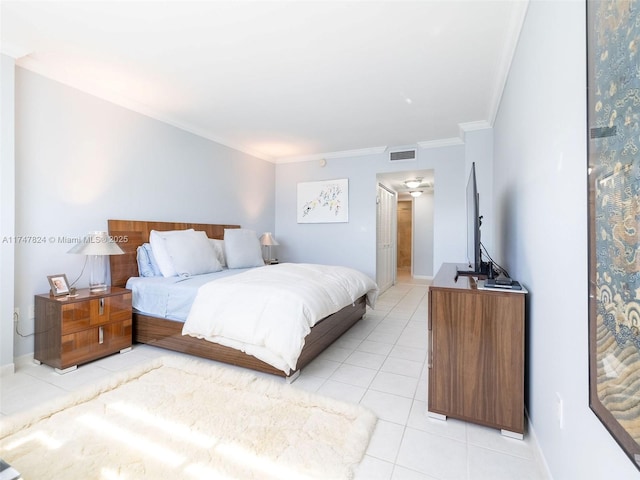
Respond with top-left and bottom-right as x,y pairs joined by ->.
88,255 -> 108,293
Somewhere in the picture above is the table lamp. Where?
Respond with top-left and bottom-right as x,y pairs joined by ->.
68,231 -> 124,292
259,232 -> 279,264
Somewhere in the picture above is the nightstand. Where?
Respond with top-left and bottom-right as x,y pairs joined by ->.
34,287 -> 132,374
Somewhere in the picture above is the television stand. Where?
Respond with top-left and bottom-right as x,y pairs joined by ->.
428,263 -> 526,437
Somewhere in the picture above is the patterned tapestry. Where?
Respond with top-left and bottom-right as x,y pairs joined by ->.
589,0 -> 640,465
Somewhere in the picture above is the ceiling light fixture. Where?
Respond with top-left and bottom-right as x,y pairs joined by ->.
404,178 -> 422,189
409,191 -> 423,198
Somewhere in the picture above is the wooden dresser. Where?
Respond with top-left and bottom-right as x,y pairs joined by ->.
428,263 -> 526,437
34,287 -> 132,373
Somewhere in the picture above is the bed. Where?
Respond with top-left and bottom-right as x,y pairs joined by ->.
108,219 -> 376,380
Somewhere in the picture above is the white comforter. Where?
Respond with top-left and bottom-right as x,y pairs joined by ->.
182,263 -> 378,374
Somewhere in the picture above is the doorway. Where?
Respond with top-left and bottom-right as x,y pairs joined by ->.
376,170 -> 435,286
396,200 -> 413,281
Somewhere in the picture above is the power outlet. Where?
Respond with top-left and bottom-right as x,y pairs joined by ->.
556,392 -> 564,429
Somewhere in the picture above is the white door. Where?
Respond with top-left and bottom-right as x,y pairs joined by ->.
376,183 -> 397,293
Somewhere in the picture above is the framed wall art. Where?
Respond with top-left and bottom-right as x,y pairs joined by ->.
587,0 -> 640,470
297,179 -> 349,223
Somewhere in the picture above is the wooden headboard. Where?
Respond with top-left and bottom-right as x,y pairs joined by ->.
108,219 -> 241,288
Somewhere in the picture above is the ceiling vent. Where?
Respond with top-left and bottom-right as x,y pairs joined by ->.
389,149 -> 417,162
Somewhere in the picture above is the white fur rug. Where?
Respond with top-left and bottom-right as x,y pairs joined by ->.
0,356 -> 376,479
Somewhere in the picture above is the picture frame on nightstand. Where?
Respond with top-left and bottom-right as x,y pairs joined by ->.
47,274 -> 70,296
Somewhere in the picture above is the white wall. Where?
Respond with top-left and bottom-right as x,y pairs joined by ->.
463,127 -> 494,257
1,55 -> 16,372
493,1 -> 639,477
274,144 -> 470,281
413,191 -> 434,277
11,68 -> 275,359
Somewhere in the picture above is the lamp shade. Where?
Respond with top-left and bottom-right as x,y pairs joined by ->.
67,231 -> 124,292
259,232 -> 279,263
260,232 -> 279,246
67,231 -> 125,256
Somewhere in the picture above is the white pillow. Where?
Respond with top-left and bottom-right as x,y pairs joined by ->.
209,238 -> 226,267
163,230 -> 223,277
149,229 -> 195,277
224,229 -> 265,269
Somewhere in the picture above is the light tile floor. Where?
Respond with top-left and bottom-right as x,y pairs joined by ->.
1,274 -> 550,480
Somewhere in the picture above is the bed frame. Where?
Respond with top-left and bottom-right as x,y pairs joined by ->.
108,219 -> 367,379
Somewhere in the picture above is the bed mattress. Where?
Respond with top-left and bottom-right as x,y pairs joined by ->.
126,267 -> 254,321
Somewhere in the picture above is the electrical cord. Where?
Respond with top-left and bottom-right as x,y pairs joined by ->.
69,255 -> 88,287
13,310 -> 33,338
14,310 -> 53,337
480,242 -> 511,278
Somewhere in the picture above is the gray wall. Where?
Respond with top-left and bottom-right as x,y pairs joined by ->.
11,68 -> 275,359
493,1 -> 638,477
273,143 -> 481,281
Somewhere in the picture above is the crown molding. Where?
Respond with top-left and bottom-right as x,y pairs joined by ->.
417,137 -> 464,149
275,146 -> 387,164
487,0 -> 529,126
458,121 -> 492,143
459,121 -> 492,133
418,121 -> 493,149
1,42 -> 32,59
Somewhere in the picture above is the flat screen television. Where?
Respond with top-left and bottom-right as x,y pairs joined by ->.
467,162 -> 481,272
457,162 -> 487,277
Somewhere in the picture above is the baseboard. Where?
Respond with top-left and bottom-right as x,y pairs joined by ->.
525,408 -> 554,479
13,352 -> 36,371
0,362 -> 15,377
412,275 -> 433,281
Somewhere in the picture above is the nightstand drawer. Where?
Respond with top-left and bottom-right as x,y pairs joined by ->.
60,294 -> 132,334
60,301 -> 92,334
60,319 -> 133,367
100,292 -> 132,324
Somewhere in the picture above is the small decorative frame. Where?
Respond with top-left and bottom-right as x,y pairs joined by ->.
587,0 -> 640,470
297,178 -> 349,223
47,274 -> 70,297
